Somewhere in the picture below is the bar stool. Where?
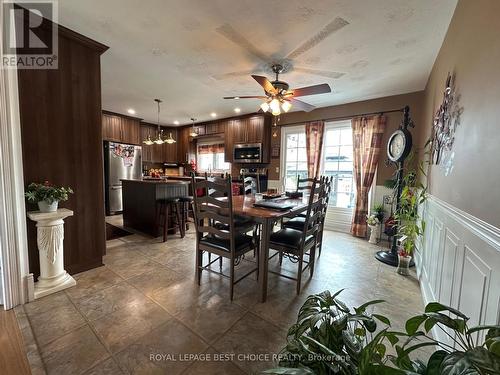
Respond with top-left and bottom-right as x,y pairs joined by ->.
179,196 -> 194,232
156,198 -> 184,242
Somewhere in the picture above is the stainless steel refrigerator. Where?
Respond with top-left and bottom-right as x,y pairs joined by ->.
104,141 -> 142,215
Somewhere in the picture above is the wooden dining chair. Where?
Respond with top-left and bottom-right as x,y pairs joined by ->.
243,175 -> 260,195
316,176 -> 333,256
296,176 -> 315,192
268,179 -> 323,294
284,176 -> 331,256
191,175 -> 259,300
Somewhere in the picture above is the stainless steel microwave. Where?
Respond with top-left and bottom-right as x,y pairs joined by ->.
233,143 -> 262,163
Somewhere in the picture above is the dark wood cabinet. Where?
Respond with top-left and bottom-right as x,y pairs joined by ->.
141,125 -> 179,163
206,122 -> 220,135
102,112 -> 141,145
248,115 -> 264,143
232,118 -> 248,144
162,129 -> 178,163
223,114 -> 271,163
18,18 -> 108,278
177,126 -> 196,163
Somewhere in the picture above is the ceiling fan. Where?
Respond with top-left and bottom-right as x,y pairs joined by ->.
223,63 -> 331,115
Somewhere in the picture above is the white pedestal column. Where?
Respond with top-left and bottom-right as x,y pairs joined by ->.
27,208 -> 76,299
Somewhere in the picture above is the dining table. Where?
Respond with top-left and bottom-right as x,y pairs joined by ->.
230,194 -> 310,302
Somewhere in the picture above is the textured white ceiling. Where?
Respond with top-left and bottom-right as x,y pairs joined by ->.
57,0 -> 457,125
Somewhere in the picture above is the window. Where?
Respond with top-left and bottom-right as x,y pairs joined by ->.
282,128 -> 307,191
281,122 -> 355,209
322,123 -> 355,209
197,142 -> 230,172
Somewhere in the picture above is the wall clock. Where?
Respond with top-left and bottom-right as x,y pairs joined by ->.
376,106 -> 414,267
387,128 -> 412,162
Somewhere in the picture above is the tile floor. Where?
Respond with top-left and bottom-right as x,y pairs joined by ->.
18,226 -> 426,375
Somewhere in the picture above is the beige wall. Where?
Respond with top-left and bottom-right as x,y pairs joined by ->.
270,91 -> 424,182
417,0 -> 500,228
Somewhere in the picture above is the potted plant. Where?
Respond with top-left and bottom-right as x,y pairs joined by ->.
266,290 -> 500,374
372,203 -> 385,222
25,181 -> 73,213
391,302 -> 500,374
265,289 -> 393,375
366,214 -> 380,244
394,170 -> 427,276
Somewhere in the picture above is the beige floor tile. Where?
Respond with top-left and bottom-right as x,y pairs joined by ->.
90,300 -> 172,353
84,357 -> 124,375
213,312 -> 286,374
73,282 -> 149,321
175,289 -> 247,344
40,325 -> 109,375
105,254 -> 163,280
126,267 -> 184,297
66,266 -> 124,300
24,292 -> 87,345
114,320 -> 208,375
181,347 -> 246,375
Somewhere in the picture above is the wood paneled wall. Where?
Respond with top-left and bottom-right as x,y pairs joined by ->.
17,22 -> 108,278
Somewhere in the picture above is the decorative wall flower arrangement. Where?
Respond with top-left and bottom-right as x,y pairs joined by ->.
430,72 -> 464,175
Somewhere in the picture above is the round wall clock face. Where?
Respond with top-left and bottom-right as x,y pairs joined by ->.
387,129 -> 412,162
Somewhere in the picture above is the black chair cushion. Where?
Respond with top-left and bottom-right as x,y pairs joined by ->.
270,228 -> 314,250
214,215 -> 257,232
284,216 -> 307,230
200,233 -> 254,253
179,196 -> 193,202
158,198 -> 179,204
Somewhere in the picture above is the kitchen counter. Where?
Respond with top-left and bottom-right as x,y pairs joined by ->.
121,179 -> 189,237
122,178 -> 190,184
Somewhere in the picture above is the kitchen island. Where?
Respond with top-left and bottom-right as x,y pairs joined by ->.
121,179 -> 189,237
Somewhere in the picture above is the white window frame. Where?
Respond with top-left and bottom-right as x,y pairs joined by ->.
196,138 -> 230,173
321,120 -> 355,233
279,125 -> 306,191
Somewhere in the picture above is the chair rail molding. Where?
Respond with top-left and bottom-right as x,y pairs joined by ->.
0,6 -> 31,309
416,193 -> 500,346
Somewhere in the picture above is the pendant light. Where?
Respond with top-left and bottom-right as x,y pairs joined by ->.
189,118 -> 198,137
143,131 -> 154,145
153,99 -> 164,145
165,132 -> 176,144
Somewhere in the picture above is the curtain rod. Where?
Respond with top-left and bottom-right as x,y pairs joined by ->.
279,107 -> 405,127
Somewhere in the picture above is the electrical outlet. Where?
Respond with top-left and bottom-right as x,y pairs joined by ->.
275,167 -> 279,173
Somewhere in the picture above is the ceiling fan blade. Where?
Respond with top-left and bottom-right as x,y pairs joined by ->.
290,98 -> 316,112
252,75 -> 277,95
286,17 -> 349,59
289,83 -> 331,97
294,67 -> 345,79
223,95 -> 267,99
216,23 -> 268,62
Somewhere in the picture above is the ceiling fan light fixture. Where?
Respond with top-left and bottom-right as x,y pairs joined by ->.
269,98 -> 280,113
281,100 -> 292,112
260,102 -> 270,112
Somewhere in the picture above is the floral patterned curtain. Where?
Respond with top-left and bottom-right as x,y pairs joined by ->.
198,143 -> 225,154
305,121 -> 325,178
350,115 -> 387,237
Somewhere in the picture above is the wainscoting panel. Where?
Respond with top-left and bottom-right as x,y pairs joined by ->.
418,195 -> 500,345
